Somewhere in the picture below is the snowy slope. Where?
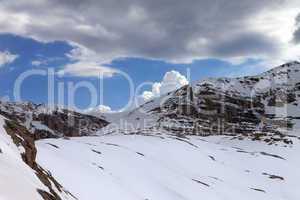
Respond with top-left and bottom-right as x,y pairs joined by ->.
36,134 -> 300,200
0,115 -> 77,200
194,61 -> 300,119
194,61 -> 300,96
0,116 -> 46,200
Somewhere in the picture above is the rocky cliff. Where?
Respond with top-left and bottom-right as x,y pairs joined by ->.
0,101 -> 109,139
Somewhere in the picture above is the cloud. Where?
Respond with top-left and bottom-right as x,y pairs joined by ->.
81,71 -> 189,113
57,61 -> 118,78
92,105 -> 112,113
210,32 -> 279,58
31,60 -> 43,66
0,51 -> 18,67
0,0 -> 299,67
141,70 -> 189,102
85,104 -> 112,115
31,55 -> 68,67
293,13 -> 300,44
57,45 -> 119,78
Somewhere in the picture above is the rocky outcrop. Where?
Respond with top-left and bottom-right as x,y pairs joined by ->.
32,109 -> 109,139
4,119 -> 77,200
153,84 -> 265,136
124,62 -> 300,138
0,101 -> 109,139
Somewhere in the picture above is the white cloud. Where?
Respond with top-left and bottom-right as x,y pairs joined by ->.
159,71 -> 189,94
141,91 -> 155,102
31,60 -> 43,66
31,56 -> 67,67
141,70 -> 189,102
85,104 -> 112,115
244,4 -> 300,67
57,61 -> 118,78
66,44 -> 98,62
58,45 -> 119,78
94,105 -> 112,113
0,51 -> 18,67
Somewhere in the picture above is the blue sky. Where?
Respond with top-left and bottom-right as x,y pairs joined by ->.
0,34 -> 267,110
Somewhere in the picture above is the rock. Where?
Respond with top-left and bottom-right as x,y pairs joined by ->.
4,119 -> 76,200
0,101 -> 109,139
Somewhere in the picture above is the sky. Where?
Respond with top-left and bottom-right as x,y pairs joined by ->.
0,0 -> 300,111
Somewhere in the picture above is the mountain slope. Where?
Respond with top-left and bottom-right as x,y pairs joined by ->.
0,115 -> 77,200
98,61 -> 300,139
0,116 -> 46,200
36,134 -> 300,200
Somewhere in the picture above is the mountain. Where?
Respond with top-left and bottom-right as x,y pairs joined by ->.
99,61 -> 300,142
0,101 -> 108,138
1,62 -> 300,200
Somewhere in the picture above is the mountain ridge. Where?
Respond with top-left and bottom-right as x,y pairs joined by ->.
96,61 -> 300,142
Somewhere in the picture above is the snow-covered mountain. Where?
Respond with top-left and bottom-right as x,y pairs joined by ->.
0,101 -> 108,138
100,61 -> 300,140
1,62 -> 300,200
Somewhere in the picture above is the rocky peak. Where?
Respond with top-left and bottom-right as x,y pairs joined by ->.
0,101 -> 109,139
110,62 -> 300,141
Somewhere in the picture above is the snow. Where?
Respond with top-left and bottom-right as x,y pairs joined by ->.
36,134 -> 300,200
31,121 -> 55,134
0,116 -> 46,200
194,62 -> 300,96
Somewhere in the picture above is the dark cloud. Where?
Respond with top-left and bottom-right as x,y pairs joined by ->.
293,29 -> 300,44
293,13 -> 300,44
0,0 -> 288,62
210,32 -> 279,57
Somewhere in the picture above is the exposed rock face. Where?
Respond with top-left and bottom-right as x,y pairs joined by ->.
0,101 -> 109,139
4,119 -> 77,200
153,84 -> 265,135
117,62 -> 300,138
33,109 -> 108,139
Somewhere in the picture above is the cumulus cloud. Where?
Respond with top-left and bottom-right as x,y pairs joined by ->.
141,71 -> 189,102
0,51 -> 18,67
0,0 -> 299,68
85,104 -> 112,115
